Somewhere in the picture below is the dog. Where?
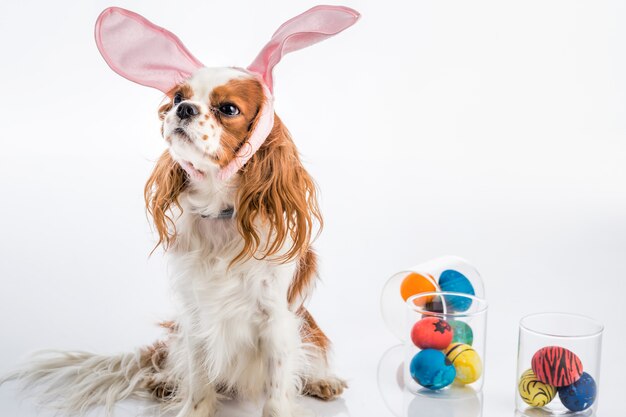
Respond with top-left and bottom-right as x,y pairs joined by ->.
2,6 -> 359,417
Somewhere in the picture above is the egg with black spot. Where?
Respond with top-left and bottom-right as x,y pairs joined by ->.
411,317 -> 454,350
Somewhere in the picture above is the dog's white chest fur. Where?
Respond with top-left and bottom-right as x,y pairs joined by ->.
167,186 -> 301,399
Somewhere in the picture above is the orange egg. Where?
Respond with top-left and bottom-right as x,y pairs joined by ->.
400,272 -> 436,302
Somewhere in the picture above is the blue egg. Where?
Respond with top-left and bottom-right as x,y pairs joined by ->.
438,270 -> 475,312
558,372 -> 596,412
409,349 -> 456,390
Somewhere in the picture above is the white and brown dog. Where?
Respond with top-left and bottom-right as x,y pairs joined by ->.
2,6 -> 359,417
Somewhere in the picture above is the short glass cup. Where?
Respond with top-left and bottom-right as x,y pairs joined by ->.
404,292 -> 488,398
516,313 -> 603,416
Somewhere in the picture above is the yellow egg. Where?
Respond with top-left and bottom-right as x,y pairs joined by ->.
444,343 -> 482,385
518,368 -> 556,407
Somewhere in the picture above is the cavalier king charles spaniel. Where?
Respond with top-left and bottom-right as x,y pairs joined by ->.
2,6 -> 359,417
141,66 -> 345,415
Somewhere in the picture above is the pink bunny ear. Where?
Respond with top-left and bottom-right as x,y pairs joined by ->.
248,5 -> 360,93
217,5 -> 360,182
95,7 -> 203,93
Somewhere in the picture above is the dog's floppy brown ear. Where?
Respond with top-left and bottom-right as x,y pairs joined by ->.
234,116 -> 322,264
144,150 -> 187,252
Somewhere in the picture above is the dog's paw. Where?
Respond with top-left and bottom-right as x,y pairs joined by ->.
176,396 -> 216,417
302,376 -> 348,401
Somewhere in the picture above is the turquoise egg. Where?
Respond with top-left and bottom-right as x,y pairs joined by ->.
438,270 -> 475,312
450,320 -> 474,346
409,349 -> 456,390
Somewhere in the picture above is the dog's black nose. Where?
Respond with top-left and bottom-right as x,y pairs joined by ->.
176,103 -> 199,119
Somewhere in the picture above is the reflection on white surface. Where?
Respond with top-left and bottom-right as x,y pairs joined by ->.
515,408 -> 596,417
407,391 -> 482,417
378,345 -> 406,416
0,380 -> 353,417
378,345 -> 483,417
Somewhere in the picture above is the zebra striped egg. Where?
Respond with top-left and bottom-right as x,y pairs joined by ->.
519,368 -> 557,407
531,346 -> 583,387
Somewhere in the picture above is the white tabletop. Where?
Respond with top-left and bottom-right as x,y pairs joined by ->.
0,1 -> 624,416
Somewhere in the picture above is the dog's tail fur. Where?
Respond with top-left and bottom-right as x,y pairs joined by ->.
1,312 -> 334,414
1,341 -> 169,416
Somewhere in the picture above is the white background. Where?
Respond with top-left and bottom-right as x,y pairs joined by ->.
0,1 -> 624,416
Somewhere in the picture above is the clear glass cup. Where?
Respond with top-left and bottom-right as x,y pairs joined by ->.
381,255 -> 486,340
404,292 -> 488,398
516,313 -> 603,416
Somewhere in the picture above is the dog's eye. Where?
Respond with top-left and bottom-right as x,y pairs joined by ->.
173,93 -> 183,105
218,104 -> 240,116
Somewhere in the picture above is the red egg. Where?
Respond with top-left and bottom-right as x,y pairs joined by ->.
531,346 -> 583,387
411,317 -> 453,350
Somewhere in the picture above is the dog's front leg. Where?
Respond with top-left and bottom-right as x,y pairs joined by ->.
173,332 -> 219,417
179,381 -> 217,417
260,311 -> 308,417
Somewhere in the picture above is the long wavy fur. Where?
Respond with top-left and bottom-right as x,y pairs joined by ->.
144,151 -> 188,253
145,110 -> 322,265
234,115 -> 322,264
1,350 -> 153,415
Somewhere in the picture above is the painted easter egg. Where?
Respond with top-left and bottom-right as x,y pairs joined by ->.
411,317 -> 454,350
450,320 -> 474,346
410,349 -> 456,390
400,272 -> 437,302
531,346 -> 583,387
518,368 -> 557,407
558,372 -> 596,412
444,343 -> 482,385
438,270 -> 475,312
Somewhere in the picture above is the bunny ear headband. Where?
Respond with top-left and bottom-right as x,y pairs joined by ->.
94,5 -> 360,181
